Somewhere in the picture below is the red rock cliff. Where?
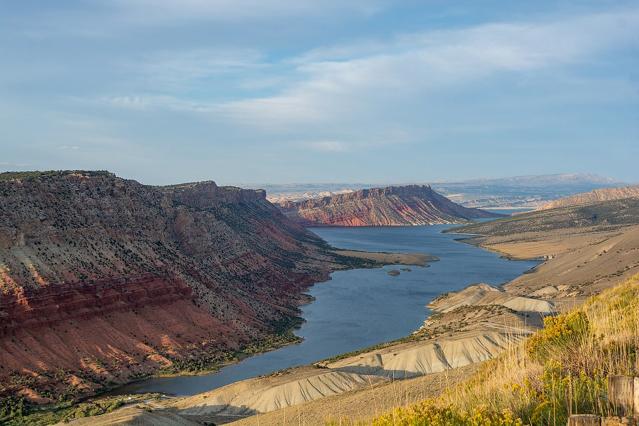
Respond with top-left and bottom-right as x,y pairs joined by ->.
278,184 -> 499,227
0,171 -> 339,403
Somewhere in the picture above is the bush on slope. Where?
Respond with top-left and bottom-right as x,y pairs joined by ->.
373,274 -> 639,425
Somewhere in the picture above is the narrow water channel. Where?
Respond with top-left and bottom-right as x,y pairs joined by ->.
114,224 -> 538,396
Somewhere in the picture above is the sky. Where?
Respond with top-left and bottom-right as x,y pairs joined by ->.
1,1 -> 638,185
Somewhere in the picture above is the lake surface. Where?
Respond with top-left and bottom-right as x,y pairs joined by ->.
114,225 -> 538,396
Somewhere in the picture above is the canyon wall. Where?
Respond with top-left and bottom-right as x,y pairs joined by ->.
278,185 -> 498,227
0,171 -> 343,403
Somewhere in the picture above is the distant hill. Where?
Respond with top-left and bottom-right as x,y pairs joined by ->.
277,185 -> 499,227
251,173 -> 623,209
431,173 -> 623,209
436,173 -> 618,188
538,184 -> 639,210
450,197 -> 639,236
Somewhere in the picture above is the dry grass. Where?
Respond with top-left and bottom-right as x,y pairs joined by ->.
229,366 -> 477,426
369,274 -> 639,425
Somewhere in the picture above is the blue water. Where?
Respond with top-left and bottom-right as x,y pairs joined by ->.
114,225 -> 537,396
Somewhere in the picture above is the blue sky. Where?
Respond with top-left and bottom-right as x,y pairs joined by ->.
1,1 -> 638,185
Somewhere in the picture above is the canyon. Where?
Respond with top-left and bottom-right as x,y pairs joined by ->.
71,193 -> 639,425
277,184 -> 498,227
0,171 -> 377,405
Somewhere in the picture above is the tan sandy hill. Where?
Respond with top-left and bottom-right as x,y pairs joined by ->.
428,283 -> 554,314
539,184 -> 639,210
0,170 -> 378,405
69,280 -> 551,425
277,184 -> 499,227
451,198 -> 639,306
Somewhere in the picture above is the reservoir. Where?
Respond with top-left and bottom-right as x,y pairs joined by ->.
114,225 -> 538,396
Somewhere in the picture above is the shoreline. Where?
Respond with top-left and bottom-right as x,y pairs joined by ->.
104,230 -> 525,396
40,225 -> 549,425
103,246 -> 439,399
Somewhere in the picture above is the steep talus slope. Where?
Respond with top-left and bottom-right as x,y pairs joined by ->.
278,185 -> 498,226
0,171 -> 347,403
539,184 -> 639,210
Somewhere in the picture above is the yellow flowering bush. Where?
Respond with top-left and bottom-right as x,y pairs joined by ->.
373,401 -> 522,426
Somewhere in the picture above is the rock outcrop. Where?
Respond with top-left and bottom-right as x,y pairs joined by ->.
428,283 -> 555,314
538,185 -> 639,210
277,185 -> 498,227
0,171 -> 348,403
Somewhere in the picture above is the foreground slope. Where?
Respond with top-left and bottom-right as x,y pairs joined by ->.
278,185 -> 498,226
0,171 -> 356,404
375,273 -> 639,425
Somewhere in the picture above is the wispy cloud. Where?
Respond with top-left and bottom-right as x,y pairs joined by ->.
57,145 -> 80,151
90,7 -> 639,156
111,0 -> 386,24
304,140 -> 348,153
131,49 -> 268,91
218,8 -> 639,133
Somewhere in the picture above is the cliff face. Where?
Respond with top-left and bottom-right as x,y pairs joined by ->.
278,185 -> 498,227
0,171 -> 338,403
538,185 -> 639,210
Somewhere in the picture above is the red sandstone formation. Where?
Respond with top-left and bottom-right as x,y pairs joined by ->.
0,171 -> 344,403
278,185 -> 499,227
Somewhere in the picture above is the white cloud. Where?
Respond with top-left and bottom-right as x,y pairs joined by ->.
112,0 -> 386,24
216,8 -> 639,132
90,7 -> 639,156
132,49 -> 267,90
304,140 -> 348,152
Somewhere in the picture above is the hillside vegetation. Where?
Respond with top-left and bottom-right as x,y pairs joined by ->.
451,198 -> 639,237
373,274 -> 639,425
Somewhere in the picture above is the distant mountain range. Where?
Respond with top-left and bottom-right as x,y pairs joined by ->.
277,185 -> 498,226
252,174 -> 625,209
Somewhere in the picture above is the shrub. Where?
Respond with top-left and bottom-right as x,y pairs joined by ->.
373,401 -> 523,426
